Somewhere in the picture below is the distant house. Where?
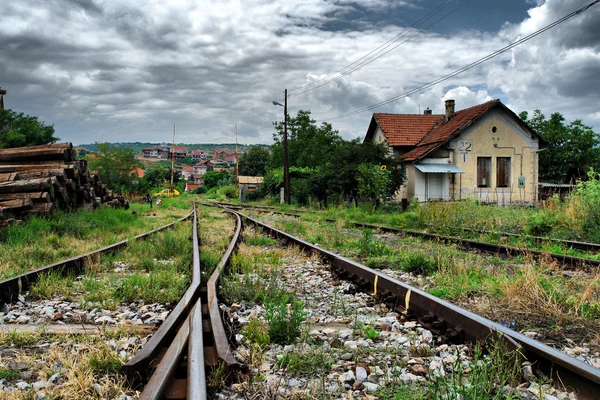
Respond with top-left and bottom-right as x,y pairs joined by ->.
185,182 -> 201,192
133,168 -> 145,178
190,149 -> 209,161
238,176 -> 263,201
364,99 -> 540,204
193,160 -> 214,176
181,166 -> 194,180
169,146 -> 188,159
213,150 -> 237,164
142,147 -> 165,158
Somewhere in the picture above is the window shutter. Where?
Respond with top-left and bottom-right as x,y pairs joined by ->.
497,157 -> 510,187
477,157 -> 491,187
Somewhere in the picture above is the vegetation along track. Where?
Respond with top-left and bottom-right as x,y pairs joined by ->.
213,201 -> 600,268
0,207 -> 194,398
212,204 -> 600,399
0,204 -> 242,399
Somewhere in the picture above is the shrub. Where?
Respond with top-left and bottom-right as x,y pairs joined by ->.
264,294 -> 306,345
242,317 -> 270,347
524,211 -> 558,236
218,185 -> 237,199
402,253 -> 437,275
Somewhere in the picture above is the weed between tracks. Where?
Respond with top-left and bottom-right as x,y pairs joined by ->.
247,210 -> 600,349
28,218 -> 193,309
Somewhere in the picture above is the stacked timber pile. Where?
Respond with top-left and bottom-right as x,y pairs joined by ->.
0,143 -> 128,226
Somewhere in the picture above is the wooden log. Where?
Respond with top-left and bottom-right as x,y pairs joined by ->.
0,147 -> 70,163
0,218 -> 16,227
12,143 -> 73,151
17,169 -> 66,183
0,163 -> 77,173
0,178 -> 52,194
0,198 -> 33,209
0,192 -> 51,203
0,172 -> 20,182
23,202 -> 54,216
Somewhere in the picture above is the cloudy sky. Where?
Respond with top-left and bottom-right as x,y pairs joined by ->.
1,0 -> 599,145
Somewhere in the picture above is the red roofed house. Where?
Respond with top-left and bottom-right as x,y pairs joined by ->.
190,149 -> 209,161
193,160 -> 214,176
185,182 -> 201,192
181,166 -> 194,180
364,99 -> 540,204
169,146 -> 188,159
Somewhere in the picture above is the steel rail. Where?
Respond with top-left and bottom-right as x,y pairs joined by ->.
130,203 -> 241,399
220,203 -> 600,268
231,208 -> 600,400
0,210 -> 194,304
213,201 -> 600,253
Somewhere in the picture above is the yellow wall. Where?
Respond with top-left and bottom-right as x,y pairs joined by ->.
448,108 -> 539,203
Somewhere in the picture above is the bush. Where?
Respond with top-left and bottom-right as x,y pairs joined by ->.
218,185 -> 237,199
264,294 -> 306,345
242,317 -> 270,347
402,253 -> 437,275
524,212 -> 558,236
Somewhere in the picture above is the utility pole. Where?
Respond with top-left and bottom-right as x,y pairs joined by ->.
283,89 -> 290,204
171,125 -> 175,193
235,123 -> 239,197
0,87 -> 6,110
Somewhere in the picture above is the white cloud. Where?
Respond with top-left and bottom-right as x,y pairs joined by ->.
0,0 -> 598,145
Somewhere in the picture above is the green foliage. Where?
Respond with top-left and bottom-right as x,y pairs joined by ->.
402,253 -> 437,275
521,110 -> 600,183
264,294 -> 306,345
203,170 -> 233,189
357,163 -> 391,208
524,211 -> 557,236
242,317 -> 270,347
427,339 -> 521,399
277,350 -> 334,376
363,325 -> 380,340
238,146 -> 270,176
87,347 -> 123,375
357,229 -> 393,257
0,109 -> 59,149
142,166 -> 181,192
88,143 -> 140,193
0,367 -> 19,380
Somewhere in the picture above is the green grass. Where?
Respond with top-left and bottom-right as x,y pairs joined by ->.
0,367 -> 19,380
0,197 -> 193,280
87,347 -> 123,375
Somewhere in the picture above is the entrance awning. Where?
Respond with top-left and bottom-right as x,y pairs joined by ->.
414,163 -> 464,173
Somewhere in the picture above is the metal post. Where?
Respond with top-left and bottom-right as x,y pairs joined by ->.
283,89 -> 290,204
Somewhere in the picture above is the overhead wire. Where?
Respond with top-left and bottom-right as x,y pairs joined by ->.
289,0 -> 473,97
315,0 -> 600,122
288,0 -> 454,93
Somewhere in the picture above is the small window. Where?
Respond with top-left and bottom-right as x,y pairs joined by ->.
497,157 -> 511,187
477,157 -> 491,187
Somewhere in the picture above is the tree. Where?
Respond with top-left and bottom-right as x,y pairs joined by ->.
357,163 -> 391,208
203,170 -> 232,190
238,146 -> 270,176
0,109 -> 59,149
88,143 -> 140,193
520,110 -> 600,183
271,110 -> 343,169
142,166 -> 181,190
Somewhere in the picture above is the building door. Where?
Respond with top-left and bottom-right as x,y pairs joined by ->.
427,173 -> 443,200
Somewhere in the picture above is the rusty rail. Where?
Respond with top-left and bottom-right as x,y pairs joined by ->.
217,202 -> 600,269
129,203 -> 241,399
0,210 -> 194,304
231,208 -> 600,400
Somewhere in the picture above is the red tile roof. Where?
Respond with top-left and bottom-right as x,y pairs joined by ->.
182,166 -> 194,172
369,100 -> 506,162
402,100 -> 499,161
374,113 -> 442,146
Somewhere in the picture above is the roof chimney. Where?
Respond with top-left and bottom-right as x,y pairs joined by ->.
445,99 -> 455,121
423,107 -> 432,115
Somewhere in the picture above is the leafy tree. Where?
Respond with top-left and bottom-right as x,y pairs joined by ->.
271,110 -> 343,169
238,146 -> 270,176
88,143 -> 140,193
357,163 -> 391,208
520,110 -> 600,183
203,170 -> 232,190
0,109 -> 59,148
142,166 -> 181,191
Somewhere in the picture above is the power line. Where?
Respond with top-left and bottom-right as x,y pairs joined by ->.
288,0 -> 453,93
289,0 -> 473,97
316,0 -> 600,122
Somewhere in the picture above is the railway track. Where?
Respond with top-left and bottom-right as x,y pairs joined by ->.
212,201 -> 600,268
209,203 -> 600,399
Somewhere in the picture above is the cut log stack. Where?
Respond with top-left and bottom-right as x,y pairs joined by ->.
0,143 -> 129,226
